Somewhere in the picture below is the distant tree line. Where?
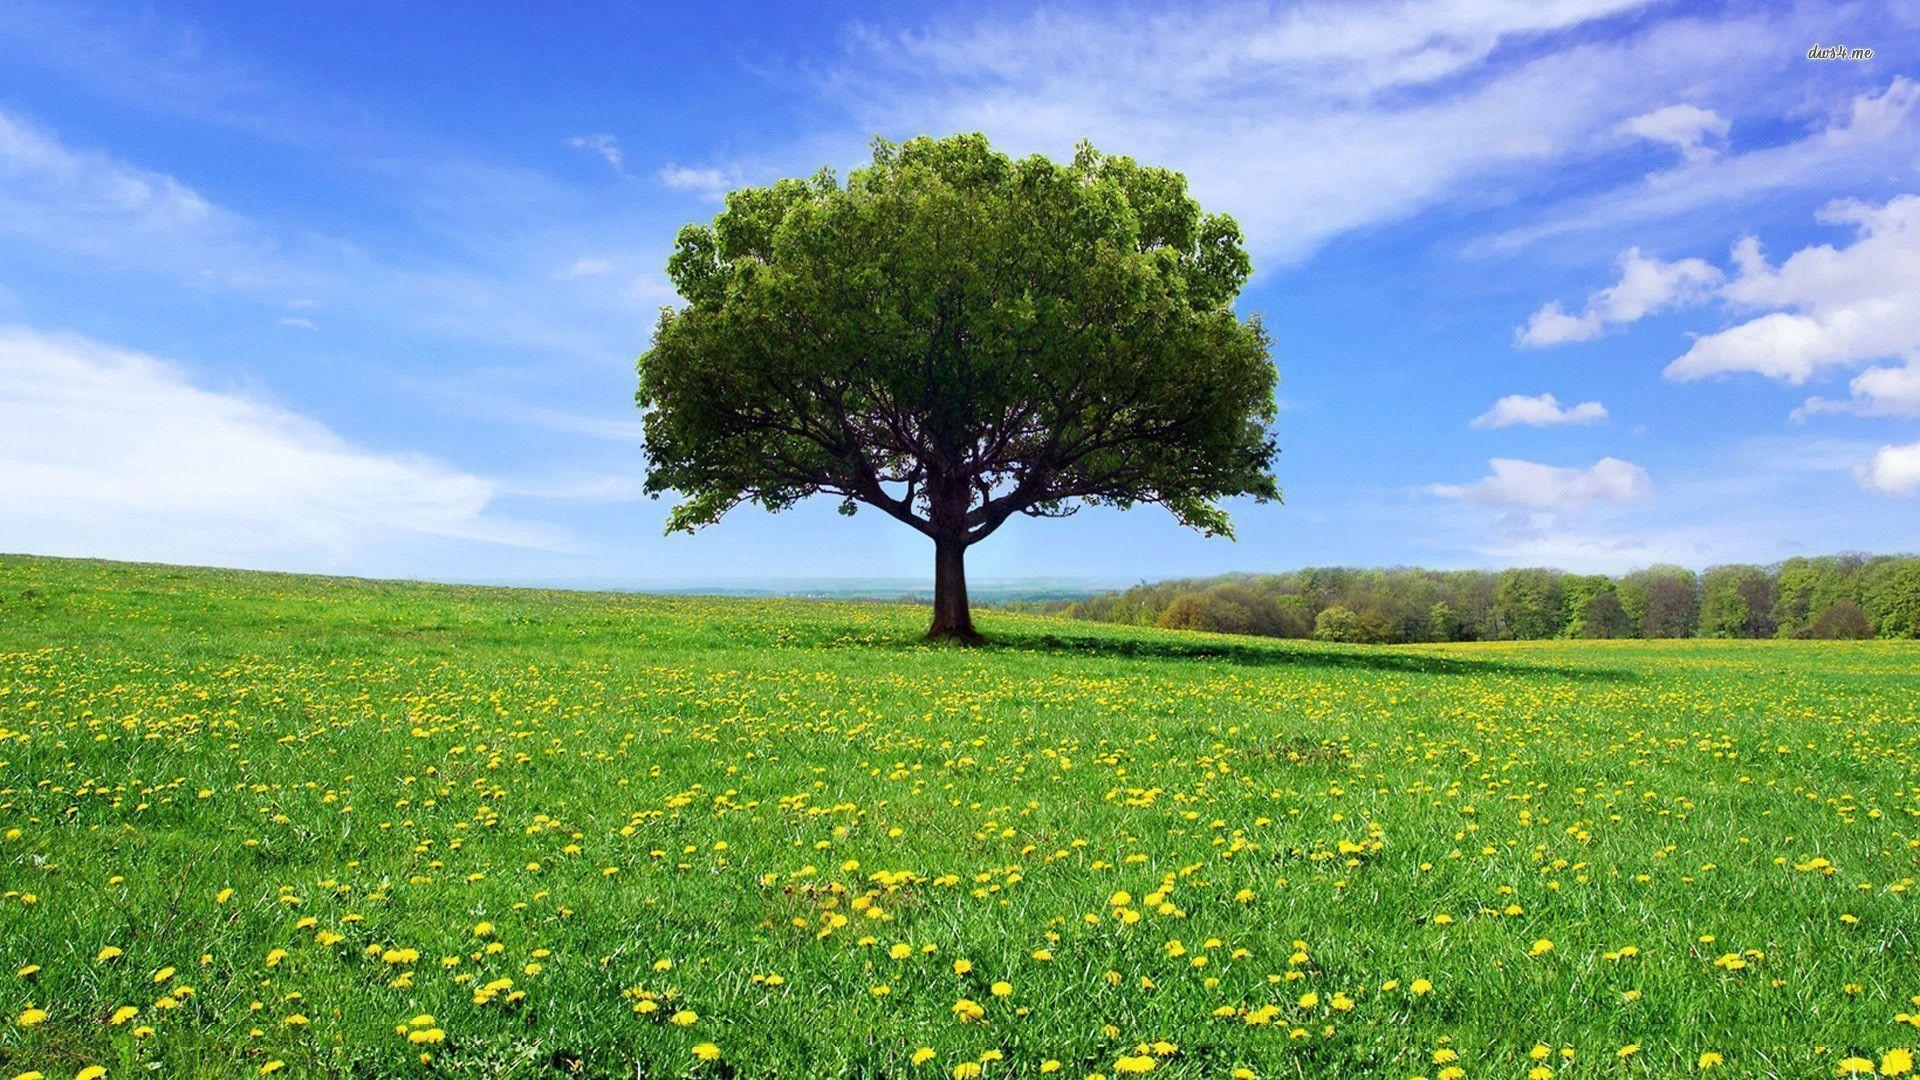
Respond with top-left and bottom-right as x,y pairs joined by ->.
998,555 -> 1920,643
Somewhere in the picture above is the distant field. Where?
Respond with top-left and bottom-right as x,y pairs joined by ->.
1,557 -> 1916,1078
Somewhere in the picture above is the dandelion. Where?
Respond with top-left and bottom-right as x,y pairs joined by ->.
1881,1049 -> 1913,1076
670,1009 -> 698,1026
1699,1052 -> 1725,1070
16,1007 -> 48,1027
693,1043 -> 721,1062
1529,938 -> 1553,956
912,1048 -> 937,1066
95,946 -> 123,963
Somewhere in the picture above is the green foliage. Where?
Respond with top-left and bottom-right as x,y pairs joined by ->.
1862,559 -> 1920,638
1700,565 -> 1774,638
1029,556 -> 1920,644
1559,575 -> 1613,639
638,134 -> 1281,544
1311,603 -> 1362,642
1494,568 -> 1565,641
1621,565 -> 1700,639
1579,590 -> 1633,639
1803,600 -> 1873,639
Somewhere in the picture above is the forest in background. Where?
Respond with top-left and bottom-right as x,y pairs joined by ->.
996,554 -> 1920,643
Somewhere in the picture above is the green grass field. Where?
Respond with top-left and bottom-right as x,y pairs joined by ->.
1,556 -> 1917,1079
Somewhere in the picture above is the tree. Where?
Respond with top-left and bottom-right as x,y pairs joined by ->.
1312,605 -> 1362,643
1494,568 -> 1566,640
1701,564 -> 1774,638
1863,559 -> 1920,638
637,135 -> 1281,642
1580,590 -> 1632,639
1623,565 -> 1699,638
1801,600 -> 1872,639
1560,574 -> 1613,638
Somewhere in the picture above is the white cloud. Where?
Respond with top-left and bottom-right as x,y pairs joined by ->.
658,163 -> 732,200
1795,358 -> 1920,419
0,103 -> 305,285
567,133 -> 623,170
278,315 -> 315,330
1429,456 -> 1651,510
0,326 -> 563,567
1470,392 -> 1608,429
1617,103 -> 1728,165
1666,194 -> 1920,383
1487,78 -> 1920,252
1856,441 -> 1920,497
567,257 -> 614,277
1516,247 -> 1720,346
825,0 -> 1819,263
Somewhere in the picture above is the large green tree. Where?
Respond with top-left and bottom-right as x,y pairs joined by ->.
637,135 -> 1281,641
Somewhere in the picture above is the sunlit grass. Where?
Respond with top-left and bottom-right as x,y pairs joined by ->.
1,556 -> 1916,1078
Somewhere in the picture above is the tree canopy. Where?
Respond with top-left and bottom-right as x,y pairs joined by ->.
638,134 -> 1280,640
1005,555 -> 1917,643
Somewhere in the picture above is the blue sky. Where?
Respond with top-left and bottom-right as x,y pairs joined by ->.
1,0 -> 1916,586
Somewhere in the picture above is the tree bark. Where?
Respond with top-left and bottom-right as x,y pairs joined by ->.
926,534 -> 982,644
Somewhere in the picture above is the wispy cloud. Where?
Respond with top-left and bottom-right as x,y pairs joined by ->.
0,103 -> 310,287
568,133 -> 624,170
658,163 -> 733,200
1616,103 -> 1729,166
1485,78 -> 1920,252
824,1 -> 1818,263
0,325 -> 569,567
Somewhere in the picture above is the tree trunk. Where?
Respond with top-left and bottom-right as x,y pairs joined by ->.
926,535 -> 982,644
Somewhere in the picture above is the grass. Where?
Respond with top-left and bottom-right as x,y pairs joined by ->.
0,555 -> 1916,1079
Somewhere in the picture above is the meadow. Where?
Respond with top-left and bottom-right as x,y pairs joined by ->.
0,556 -> 1916,1079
